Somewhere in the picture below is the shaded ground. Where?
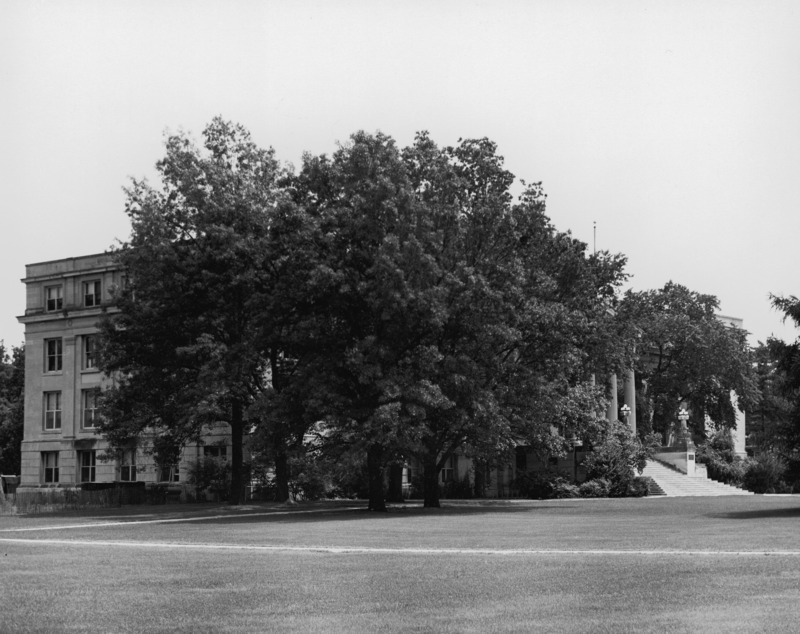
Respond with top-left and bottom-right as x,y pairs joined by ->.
2,497 -> 800,632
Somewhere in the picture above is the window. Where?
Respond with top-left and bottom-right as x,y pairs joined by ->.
82,389 -> 100,428
83,280 -> 101,307
203,445 -> 227,460
440,455 -> 456,484
44,392 -> 62,430
83,335 -> 97,370
515,447 -> 528,472
45,338 -> 62,372
79,450 -> 96,482
159,465 -> 179,483
42,452 -> 59,483
120,450 -> 136,482
45,285 -> 63,311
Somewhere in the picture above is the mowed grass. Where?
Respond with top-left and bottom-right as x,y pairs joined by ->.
2,497 -> 800,632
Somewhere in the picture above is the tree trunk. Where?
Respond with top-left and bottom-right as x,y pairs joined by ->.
274,448 -> 290,502
422,454 -> 441,508
386,463 -> 404,503
367,443 -> 386,512
229,399 -> 245,505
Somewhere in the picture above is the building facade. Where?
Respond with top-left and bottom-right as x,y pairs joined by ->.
16,253 -> 231,493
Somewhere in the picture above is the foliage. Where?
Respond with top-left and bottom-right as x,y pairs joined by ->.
553,480 -> 581,498
748,342 -> 794,455
287,129 -> 630,509
620,282 -> 758,441
582,420 -> 651,496
762,295 -> 800,463
626,476 -> 650,497
187,457 -> 232,500
742,453 -> 790,494
98,118 -> 294,504
95,119 -> 689,511
696,431 -> 746,486
0,343 -> 24,475
441,475 -> 474,500
578,478 -> 610,498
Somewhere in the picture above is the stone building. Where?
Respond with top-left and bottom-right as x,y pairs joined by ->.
16,253 -> 230,493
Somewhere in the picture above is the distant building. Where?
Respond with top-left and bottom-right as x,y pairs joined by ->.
16,253 -> 232,494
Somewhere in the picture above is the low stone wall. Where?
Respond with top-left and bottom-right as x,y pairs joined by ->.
653,446 -> 698,476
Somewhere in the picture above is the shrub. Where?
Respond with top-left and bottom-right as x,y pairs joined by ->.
743,453 -> 788,493
553,479 -> 580,498
441,475 -> 473,499
697,431 -> 747,486
515,471 -> 563,499
704,456 -> 746,486
579,478 -> 610,498
583,421 -> 651,497
187,458 -> 231,501
626,476 -> 650,497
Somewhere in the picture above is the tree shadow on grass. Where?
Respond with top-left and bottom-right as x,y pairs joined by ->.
186,500 -> 568,526
9,498 -> 576,525
710,505 -> 800,520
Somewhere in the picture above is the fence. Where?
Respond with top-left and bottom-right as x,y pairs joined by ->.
1,483 -> 153,515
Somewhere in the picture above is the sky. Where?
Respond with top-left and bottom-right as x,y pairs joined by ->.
2,0 -> 799,349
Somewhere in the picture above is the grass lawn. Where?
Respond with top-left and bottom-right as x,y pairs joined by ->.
2,496 -> 800,632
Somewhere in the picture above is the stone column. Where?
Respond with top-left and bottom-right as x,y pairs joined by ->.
623,369 -> 636,434
606,373 -> 618,421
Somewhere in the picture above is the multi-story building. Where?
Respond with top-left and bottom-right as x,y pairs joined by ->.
16,252 -> 231,493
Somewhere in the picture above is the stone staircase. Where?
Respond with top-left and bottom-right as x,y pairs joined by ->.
641,459 -> 754,497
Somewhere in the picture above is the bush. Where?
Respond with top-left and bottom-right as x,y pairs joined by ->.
697,431 -> 747,486
187,458 -> 231,501
514,471 -> 562,499
583,421 -> 651,497
579,478 -> 610,498
704,456 -> 746,486
743,453 -> 789,493
553,480 -> 580,498
441,475 -> 473,499
626,476 -> 650,497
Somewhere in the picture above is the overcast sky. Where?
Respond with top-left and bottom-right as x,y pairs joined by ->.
2,0 -> 799,350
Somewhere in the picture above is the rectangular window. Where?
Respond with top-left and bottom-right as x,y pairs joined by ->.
79,450 -> 96,483
440,456 -> 456,484
159,465 -> 179,483
82,389 -> 99,428
45,338 -> 63,372
83,280 -> 101,307
83,335 -> 97,370
203,445 -> 227,460
44,392 -> 62,430
42,452 -> 59,483
515,447 -> 528,472
120,450 -> 136,482
45,286 -> 63,311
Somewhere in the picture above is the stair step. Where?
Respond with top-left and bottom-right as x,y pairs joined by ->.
641,460 -> 754,497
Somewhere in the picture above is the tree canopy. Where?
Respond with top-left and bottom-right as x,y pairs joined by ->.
620,282 -> 758,441
0,343 -> 24,476
759,295 -> 800,459
97,118 -> 768,509
99,118 -> 293,503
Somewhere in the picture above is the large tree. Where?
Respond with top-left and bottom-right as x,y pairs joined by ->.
290,131 -> 630,508
0,343 -> 24,476
620,282 -> 758,441
99,118 -> 291,504
397,134 -> 630,506
763,295 -> 800,459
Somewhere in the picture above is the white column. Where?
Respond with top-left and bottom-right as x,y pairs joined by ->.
606,374 -> 618,421
623,369 -> 636,434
